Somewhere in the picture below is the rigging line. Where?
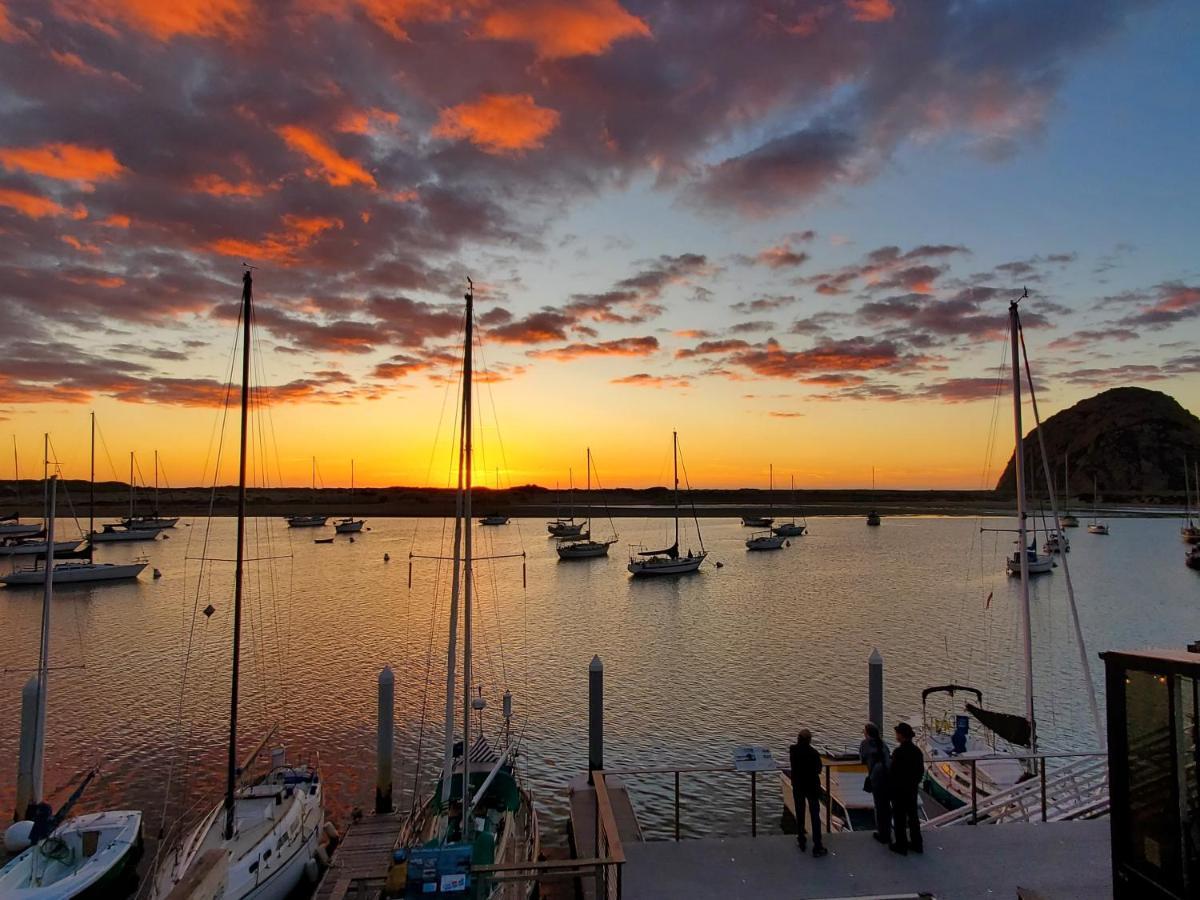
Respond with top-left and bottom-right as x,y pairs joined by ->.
676,436 -> 705,553
1016,311 -> 1104,749
160,280 -> 243,840
475,328 -> 528,557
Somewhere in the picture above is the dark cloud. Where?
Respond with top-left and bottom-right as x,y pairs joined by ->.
527,335 -> 659,360
729,320 -> 776,334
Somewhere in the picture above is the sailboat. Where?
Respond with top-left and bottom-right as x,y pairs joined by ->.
628,433 -> 707,576
151,270 -> 323,900
397,278 -> 539,898
546,471 -> 584,537
1042,504 -> 1070,554
480,469 -> 510,526
921,292 -> 1097,807
557,448 -> 618,559
0,438 -> 42,538
1058,456 -> 1079,528
772,475 -> 807,537
334,459 -> 366,533
866,467 -> 881,526
91,452 -> 165,543
285,457 -> 329,528
1086,476 -> 1109,535
120,451 -> 179,529
740,464 -> 775,527
1182,460 -> 1200,544
924,300 -> 1033,807
0,476 -> 144,897
2,420 -> 147,586
746,465 -> 787,549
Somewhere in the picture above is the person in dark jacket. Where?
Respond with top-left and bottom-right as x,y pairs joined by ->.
859,723 -> 891,844
788,729 -> 828,857
889,722 -> 924,854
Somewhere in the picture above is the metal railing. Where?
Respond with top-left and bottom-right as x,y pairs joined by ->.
607,749 -> 1109,841
923,750 -> 1109,827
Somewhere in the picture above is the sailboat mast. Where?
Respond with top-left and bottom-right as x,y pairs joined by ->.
128,451 -> 134,522
461,279 -> 475,836
154,450 -> 159,517
224,269 -> 253,841
673,431 -> 680,550
769,464 -> 773,517
350,459 -> 355,516
89,413 -> 95,563
586,448 -> 591,531
32,475 -> 56,815
1009,297 -> 1036,753
12,436 -> 18,516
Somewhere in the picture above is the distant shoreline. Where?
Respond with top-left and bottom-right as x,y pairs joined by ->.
1,480 -> 1189,519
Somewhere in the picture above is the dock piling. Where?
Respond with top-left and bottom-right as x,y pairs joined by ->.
589,655 -> 603,784
376,665 -> 394,814
868,648 -> 883,730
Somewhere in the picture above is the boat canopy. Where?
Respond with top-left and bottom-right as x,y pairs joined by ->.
639,541 -> 679,558
966,703 -> 1032,748
921,684 -> 984,706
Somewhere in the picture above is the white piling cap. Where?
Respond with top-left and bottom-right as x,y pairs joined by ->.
380,665 -> 394,684
590,655 -> 603,672
869,648 -> 883,664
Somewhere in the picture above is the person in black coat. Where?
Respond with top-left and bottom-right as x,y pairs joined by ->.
859,723 -> 891,844
889,721 -> 924,854
788,729 -> 828,857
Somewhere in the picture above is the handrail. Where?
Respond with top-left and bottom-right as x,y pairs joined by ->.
604,748 -> 1108,841
594,771 -> 626,864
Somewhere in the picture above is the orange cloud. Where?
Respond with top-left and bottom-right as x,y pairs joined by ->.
611,372 -> 691,389
528,336 -> 659,361
207,214 -> 343,264
0,2 -> 26,41
51,0 -> 251,40
276,125 -> 376,187
62,234 -> 102,253
101,213 -> 131,227
0,142 -> 125,186
845,0 -> 895,22
339,0 -> 466,41
433,93 -> 559,155
65,272 -> 125,288
0,187 -> 84,219
480,0 -> 650,59
336,106 -> 401,134
191,173 -> 269,198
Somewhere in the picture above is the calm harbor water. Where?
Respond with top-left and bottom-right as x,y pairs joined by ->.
1,514 -> 1196,862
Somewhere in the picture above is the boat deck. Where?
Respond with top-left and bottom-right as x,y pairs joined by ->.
313,812 -> 404,900
621,820 -> 1110,899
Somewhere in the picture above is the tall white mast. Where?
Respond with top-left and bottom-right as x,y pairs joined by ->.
460,279 -> 475,836
673,432 -> 679,551
129,451 -> 135,522
585,448 -> 591,533
1009,297 -> 1036,752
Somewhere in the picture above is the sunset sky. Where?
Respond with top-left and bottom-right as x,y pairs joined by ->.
1,0 -> 1197,490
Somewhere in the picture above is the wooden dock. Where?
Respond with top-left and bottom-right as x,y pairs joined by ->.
314,812 -> 404,900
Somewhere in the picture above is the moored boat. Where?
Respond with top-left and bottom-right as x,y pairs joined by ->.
557,448 -> 618,560
628,432 -> 707,577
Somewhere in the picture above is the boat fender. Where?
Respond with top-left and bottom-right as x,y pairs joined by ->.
383,553 -> 390,562
3,820 -> 34,853
323,822 -> 340,843
715,561 -> 724,568
315,845 -> 331,867
153,568 -> 162,578
349,536 -> 355,543
304,858 -> 320,882
785,541 -> 790,547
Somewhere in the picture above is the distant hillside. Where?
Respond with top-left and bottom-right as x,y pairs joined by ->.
996,387 -> 1200,497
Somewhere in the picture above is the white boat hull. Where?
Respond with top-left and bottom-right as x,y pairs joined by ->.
556,540 -> 614,559
285,515 -> 328,528
334,519 -> 364,533
1087,523 -> 1109,535
0,810 -> 142,899
1006,553 -> 1053,576
628,552 -> 706,576
771,523 -> 806,536
2,562 -> 147,586
918,731 -> 1028,809
122,516 -> 179,529
0,540 -> 82,557
480,515 -> 510,526
746,534 -> 786,551
0,524 -> 43,537
91,527 -> 160,543
151,766 -> 322,900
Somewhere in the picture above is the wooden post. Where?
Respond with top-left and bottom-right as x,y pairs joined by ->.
868,648 -> 884,730
589,656 -> 603,784
376,665 -> 394,813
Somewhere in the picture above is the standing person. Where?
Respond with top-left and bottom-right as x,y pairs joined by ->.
889,722 -> 924,854
788,729 -> 828,857
859,723 -> 891,844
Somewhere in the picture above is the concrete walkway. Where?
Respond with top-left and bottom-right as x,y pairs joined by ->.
622,821 -> 1110,899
